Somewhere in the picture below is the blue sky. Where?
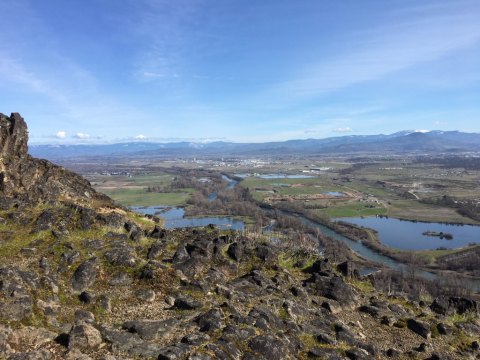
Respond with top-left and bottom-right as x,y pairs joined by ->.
0,0 -> 479,144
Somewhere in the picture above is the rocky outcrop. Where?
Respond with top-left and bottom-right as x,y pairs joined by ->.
0,112 -> 113,209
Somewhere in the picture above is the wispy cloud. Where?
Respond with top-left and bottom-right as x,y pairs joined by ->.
0,55 -> 69,105
131,0 -> 204,81
268,2 -> 480,101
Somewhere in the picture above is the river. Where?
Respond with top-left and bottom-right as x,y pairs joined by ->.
132,174 -> 480,292
131,206 -> 244,230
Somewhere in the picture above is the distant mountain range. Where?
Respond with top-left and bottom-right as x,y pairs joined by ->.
30,130 -> 480,159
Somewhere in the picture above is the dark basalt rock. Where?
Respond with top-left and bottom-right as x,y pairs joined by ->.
7,349 -> 52,360
104,245 -> 137,267
122,319 -> 179,341
0,112 -> 113,209
407,318 -> 431,339
337,261 -> 359,278
255,244 -> 277,263
195,308 -> 224,332
79,291 -> 95,304
99,325 -> 144,353
305,274 -> 358,307
248,335 -> 288,359
181,332 -> 211,346
148,241 -> 164,260
157,344 -> 191,360
68,323 -> 103,351
226,241 -> 244,261
305,258 -> 333,274
172,296 -> 203,310
149,225 -> 167,239
430,296 -> 478,315
71,258 -> 99,293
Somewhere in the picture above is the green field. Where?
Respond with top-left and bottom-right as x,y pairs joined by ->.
314,202 -> 387,218
101,188 -> 192,206
93,173 -> 193,206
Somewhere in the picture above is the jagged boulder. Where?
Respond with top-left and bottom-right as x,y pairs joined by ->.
71,258 -> 100,293
430,296 -> 478,316
407,318 -> 432,339
0,112 -> 113,209
68,323 -> 103,351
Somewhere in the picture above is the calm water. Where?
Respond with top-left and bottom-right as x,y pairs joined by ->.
323,191 -> 345,197
131,206 -> 245,230
298,214 -> 480,292
222,174 -> 238,189
339,217 -> 480,250
208,192 -> 218,201
235,173 -> 315,179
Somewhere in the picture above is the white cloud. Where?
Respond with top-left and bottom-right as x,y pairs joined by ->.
55,130 -> 67,139
134,134 -> 148,140
74,132 -> 90,139
334,127 -> 353,133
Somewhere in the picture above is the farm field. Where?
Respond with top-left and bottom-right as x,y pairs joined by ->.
90,173 -> 193,206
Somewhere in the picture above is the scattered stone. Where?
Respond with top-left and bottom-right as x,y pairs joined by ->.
135,289 -> 156,302
386,348 -> 401,357
148,241 -> 164,260
69,323 -> 103,351
79,291 -> 95,304
122,319 -> 179,341
227,242 -> 243,261
104,246 -> 137,267
407,318 -> 431,339
99,326 -> 143,353
83,239 -> 105,249
195,308 -> 224,332
109,272 -> 132,286
173,296 -> 203,310
315,331 -> 337,345
306,275 -> 358,307
472,341 -> 479,351
337,261 -> 359,278
65,349 -> 93,360
75,310 -> 95,324
248,335 -> 287,359
7,349 -> 52,360
181,333 -> 211,346
157,344 -> 191,360
8,326 -> 56,348
416,342 -> 431,352
345,348 -> 370,360
97,294 -> 112,312
437,322 -> 450,335
71,258 -> 99,293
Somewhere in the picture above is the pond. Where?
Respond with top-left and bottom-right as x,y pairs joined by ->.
338,216 -> 480,250
131,206 -> 245,230
323,191 -> 345,197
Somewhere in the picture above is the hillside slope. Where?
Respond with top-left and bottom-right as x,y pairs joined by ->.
0,113 -> 479,359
